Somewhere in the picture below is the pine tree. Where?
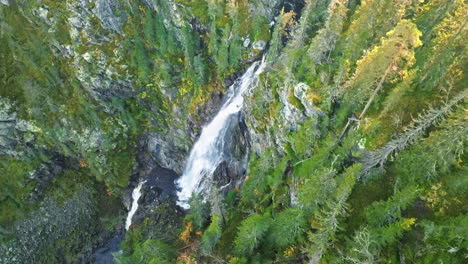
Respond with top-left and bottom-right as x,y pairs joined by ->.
307,0 -> 349,66
143,11 -> 156,46
333,0 -> 413,89
201,214 -> 222,255
267,207 -> 307,249
417,215 -> 468,262
267,9 -> 297,62
364,185 -> 420,227
416,0 -> 467,94
287,0 -> 330,49
360,91 -> 466,176
342,228 -> 377,264
393,105 -> 467,186
338,19 -> 422,140
307,164 -> 360,263
188,193 -> 211,230
234,213 -> 272,256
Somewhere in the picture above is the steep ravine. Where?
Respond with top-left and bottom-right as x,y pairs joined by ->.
176,59 -> 266,207
95,57 -> 268,264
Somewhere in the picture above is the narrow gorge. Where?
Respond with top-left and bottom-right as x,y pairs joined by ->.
176,58 -> 265,207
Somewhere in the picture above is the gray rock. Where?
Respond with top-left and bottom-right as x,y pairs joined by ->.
143,0 -> 155,9
93,0 -> 126,33
0,99 -> 40,157
249,0 -> 281,21
0,189 -> 95,264
34,6 -> 52,25
252,40 -> 267,50
294,82 -> 325,117
140,132 -> 187,175
243,37 -> 251,48
278,82 -> 306,131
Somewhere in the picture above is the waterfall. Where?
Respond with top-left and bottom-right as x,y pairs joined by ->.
125,181 -> 145,230
176,58 -> 266,208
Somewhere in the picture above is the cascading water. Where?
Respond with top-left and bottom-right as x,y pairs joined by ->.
125,181 -> 145,230
176,58 -> 266,208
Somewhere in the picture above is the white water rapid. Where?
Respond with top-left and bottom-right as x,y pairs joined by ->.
125,181 -> 145,230
176,58 -> 266,208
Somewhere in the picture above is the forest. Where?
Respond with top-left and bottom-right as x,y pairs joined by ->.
0,0 -> 466,263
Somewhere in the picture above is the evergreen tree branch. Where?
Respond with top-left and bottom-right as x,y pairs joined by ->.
360,90 -> 466,178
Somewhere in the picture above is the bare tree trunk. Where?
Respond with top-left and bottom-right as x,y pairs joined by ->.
338,61 -> 394,142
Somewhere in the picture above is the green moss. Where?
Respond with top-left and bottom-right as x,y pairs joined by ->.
0,158 -> 40,227
44,169 -> 94,205
287,86 -> 306,111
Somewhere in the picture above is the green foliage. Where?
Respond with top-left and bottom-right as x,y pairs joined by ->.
289,118 -> 321,159
132,39 -> 152,83
334,0 -> 411,84
341,19 -> 422,119
394,106 -> 466,186
234,213 -> 272,255
267,207 -> 306,249
307,0 -> 349,66
0,158 -> 38,226
201,214 -> 222,255
417,215 -> 468,263
364,185 -> 420,227
116,239 -> 176,264
240,149 -> 275,208
188,193 -> 211,230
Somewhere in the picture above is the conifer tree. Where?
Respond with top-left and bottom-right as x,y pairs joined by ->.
307,164 -> 360,263
338,19 -> 422,140
267,207 -> 307,249
287,0 -> 331,49
361,91 -> 466,176
333,0 -> 413,88
393,105 -> 467,186
234,213 -> 272,255
201,214 -> 222,255
364,185 -> 419,227
307,0 -> 349,65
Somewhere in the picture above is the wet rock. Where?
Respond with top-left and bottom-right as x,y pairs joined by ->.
207,112 -> 251,195
132,197 -> 184,243
93,233 -> 125,264
146,167 -> 178,198
122,143 -> 184,245
131,167 -> 180,226
284,0 -> 306,14
188,90 -> 225,141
